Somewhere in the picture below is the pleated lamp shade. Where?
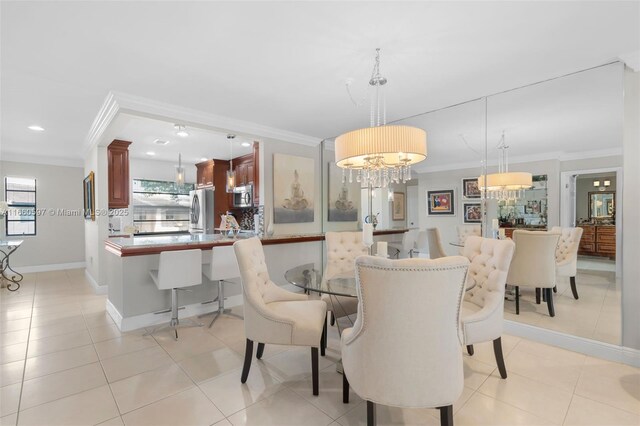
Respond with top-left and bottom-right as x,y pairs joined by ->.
478,172 -> 533,191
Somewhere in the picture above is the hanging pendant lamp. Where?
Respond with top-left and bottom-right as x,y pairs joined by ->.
478,132 -> 532,200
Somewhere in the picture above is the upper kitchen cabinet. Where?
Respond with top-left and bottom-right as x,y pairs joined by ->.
232,142 -> 260,204
108,140 -> 132,209
196,160 -> 215,188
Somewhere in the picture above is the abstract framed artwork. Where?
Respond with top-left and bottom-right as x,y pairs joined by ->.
427,189 -> 455,215
83,171 -> 95,221
463,202 -> 482,223
392,192 -> 405,221
273,153 -> 314,223
327,163 -> 358,222
462,177 -> 481,199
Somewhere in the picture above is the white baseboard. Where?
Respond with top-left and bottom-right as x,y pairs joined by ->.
107,293 -> 244,332
505,320 -> 640,368
16,261 -> 86,274
84,270 -> 107,295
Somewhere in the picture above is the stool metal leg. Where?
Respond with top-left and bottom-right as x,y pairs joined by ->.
200,280 -> 244,328
145,288 -> 202,340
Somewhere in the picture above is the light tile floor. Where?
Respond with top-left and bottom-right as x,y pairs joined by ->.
1,269 -> 638,425
505,264 -> 621,345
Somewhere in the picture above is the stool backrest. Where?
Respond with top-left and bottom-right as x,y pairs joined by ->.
157,249 -> 203,290
208,245 -> 240,281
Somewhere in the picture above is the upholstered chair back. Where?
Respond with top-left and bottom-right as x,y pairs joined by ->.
506,230 -> 560,289
426,227 -> 447,259
325,232 -> 368,279
457,225 -> 482,254
551,226 -> 583,276
463,236 -> 515,310
341,255 -> 469,408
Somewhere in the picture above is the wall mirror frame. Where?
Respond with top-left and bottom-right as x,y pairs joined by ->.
588,190 -> 616,220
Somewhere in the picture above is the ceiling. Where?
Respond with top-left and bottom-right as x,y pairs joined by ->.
1,1 -> 638,165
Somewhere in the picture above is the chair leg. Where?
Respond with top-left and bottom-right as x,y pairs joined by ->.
546,288 -> 555,317
241,339 -> 253,383
535,288 -> 541,304
466,345 -> 474,356
553,285 -> 558,293
570,276 -> 579,299
321,315 -> 327,356
438,405 -> 453,426
256,343 -> 265,359
542,289 -> 546,302
367,401 -> 377,426
343,373 -> 349,403
515,286 -> 520,315
311,347 -> 319,396
330,312 -> 335,326
493,337 -> 508,379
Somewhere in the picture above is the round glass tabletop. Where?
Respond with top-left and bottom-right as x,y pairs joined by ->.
284,263 -> 357,298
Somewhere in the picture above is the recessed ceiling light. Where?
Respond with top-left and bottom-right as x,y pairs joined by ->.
241,142 -> 251,147
28,125 -> 45,132
200,157 -> 208,162
174,124 -> 189,138
146,151 -> 156,156
153,139 -> 170,145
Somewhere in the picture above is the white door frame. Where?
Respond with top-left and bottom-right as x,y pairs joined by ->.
560,166 -> 623,277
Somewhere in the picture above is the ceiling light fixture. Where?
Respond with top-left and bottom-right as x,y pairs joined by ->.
593,180 -> 601,187
28,125 -> 45,132
335,48 -> 427,188
226,134 -> 236,193
604,180 -> 611,187
241,142 -> 251,147
200,157 -> 208,162
146,151 -> 156,156
478,132 -> 532,200
174,125 -> 189,138
153,139 -> 170,145
175,153 -> 185,186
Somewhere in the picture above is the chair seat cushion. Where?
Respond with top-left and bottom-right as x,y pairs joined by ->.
321,294 -> 358,319
267,299 -> 327,346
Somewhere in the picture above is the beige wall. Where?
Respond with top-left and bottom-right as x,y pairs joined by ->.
0,161 -> 85,269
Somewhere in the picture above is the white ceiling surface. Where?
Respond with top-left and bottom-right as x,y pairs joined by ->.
115,114 -> 253,164
1,2 -> 638,164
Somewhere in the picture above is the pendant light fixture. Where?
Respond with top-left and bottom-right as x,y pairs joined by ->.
478,132 -> 532,200
175,153 -> 185,186
226,134 -> 236,193
334,48 -> 427,188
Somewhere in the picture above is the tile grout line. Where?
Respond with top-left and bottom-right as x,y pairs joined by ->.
14,274 -> 38,425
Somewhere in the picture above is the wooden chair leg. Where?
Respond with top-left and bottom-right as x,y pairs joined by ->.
553,285 -> 558,293
570,276 -> 579,299
256,343 -> 265,359
343,372 -> 349,403
321,315 -> 327,356
515,286 -> 520,315
466,345 -> 474,356
546,288 -> 555,317
493,337 -> 508,379
367,401 -> 377,426
438,405 -> 453,426
535,288 -> 541,304
330,312 -> 335,326
241,339 -> 253,383
311,347 -> 319,396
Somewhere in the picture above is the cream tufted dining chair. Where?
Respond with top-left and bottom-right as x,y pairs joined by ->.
341,255 -> 469,426
426,227 -> 447,259
461,236 -> 515,379
507,230 -> 560,317
456,225 -> 482,254
551,226 -> 583,299
233,237 -> 327,395
321,232 -> 368,340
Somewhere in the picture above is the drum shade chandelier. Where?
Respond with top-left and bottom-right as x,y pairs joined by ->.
478,132 -> 532,200
335,49 -> 427,188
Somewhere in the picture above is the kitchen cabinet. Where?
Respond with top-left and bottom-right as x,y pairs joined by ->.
252,141 -> 260,205
578,225 -> 616,258
108,140 -> 132,209
196,160 -> 215,188
231,142 -> 260,204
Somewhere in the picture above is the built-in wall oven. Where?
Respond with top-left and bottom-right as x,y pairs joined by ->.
233,185 -> 253,208
189,188 -> 214,234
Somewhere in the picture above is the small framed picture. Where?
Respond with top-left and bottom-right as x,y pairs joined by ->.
392,192 -> 405,221
83,171 -> 95,221
463,203 -> 482,223
427,190 -> 455,215
462,177 -> 481,199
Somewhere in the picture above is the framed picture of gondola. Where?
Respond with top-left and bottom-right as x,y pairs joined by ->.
83,171 -> 95,221
427,189 -> 455,216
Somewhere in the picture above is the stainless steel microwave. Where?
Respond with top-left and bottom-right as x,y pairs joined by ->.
233,185 -> 253,208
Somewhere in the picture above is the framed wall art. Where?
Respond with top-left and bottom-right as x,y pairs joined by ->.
463,202 -> 482,223
392,192 -> 405,221
83,171 -> 95,221
462,177 -> 481,199
273,153 -> 314,223
327,163 -> 359,222
427,189 -> 455,215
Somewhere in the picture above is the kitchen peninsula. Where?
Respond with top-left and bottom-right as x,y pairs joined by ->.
104,229 -> 406,331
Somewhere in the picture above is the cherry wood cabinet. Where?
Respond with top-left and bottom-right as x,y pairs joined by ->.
230,142 -> 260,205
196,160 -> 215,188
252,142 -> 260,205
578,225 -> 616,258
108,140 -> 132,209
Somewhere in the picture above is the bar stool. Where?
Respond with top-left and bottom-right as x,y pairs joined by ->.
145,249 -> 203,340
200,245 -> 243,327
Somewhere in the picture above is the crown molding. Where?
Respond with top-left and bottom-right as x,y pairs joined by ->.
413,147 -> 622,174
619,50 -> 640,73
1,152 -> 84,168
83,91 -> 321,156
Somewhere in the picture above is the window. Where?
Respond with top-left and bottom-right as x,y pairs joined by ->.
5,177 -> 37,236
131,179 -> 193,235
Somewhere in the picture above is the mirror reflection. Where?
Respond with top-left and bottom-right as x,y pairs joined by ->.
589,191 -> 616,220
